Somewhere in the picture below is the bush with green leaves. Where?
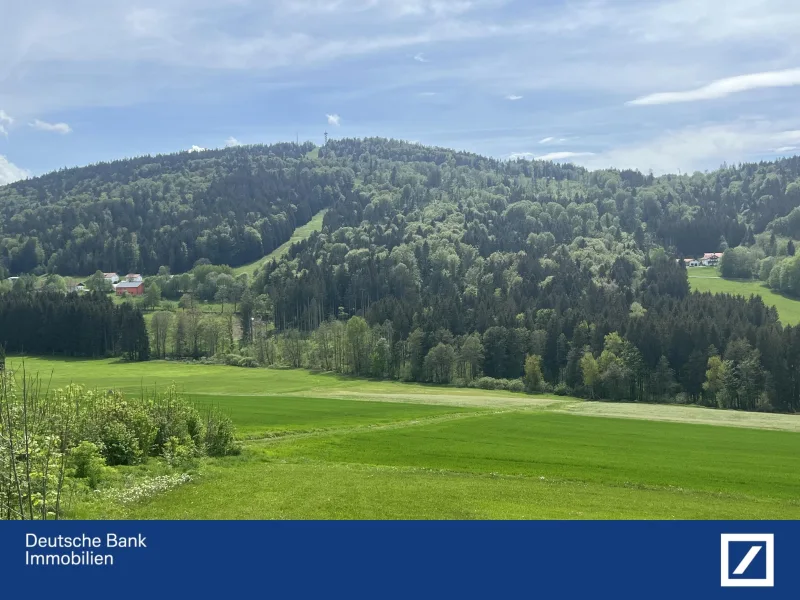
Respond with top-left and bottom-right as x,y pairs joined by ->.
507,379 -> 525,393
69,441 -> 107,489
78,394 -> 156,466
150,388 -> 204,454
203,409 -> 240,457
219,353 -> 260,368
1,376 -> 239,520
162,436 -> 200,469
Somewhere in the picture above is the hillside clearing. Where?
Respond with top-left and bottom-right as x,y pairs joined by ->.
688,267 -> 800,325
232,210 -> 328,278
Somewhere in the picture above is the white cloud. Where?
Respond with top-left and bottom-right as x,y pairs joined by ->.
539,137 -> 554,144
579,123 -> 800,174
224,136 -> 242,147
278,0 -> 493,18
508,150 -> 594,162
29,119 -> 72,134
125,8 -> 170,38
0,110 -> 13,137
5,0 -> 800,176
0,155 -> 30,185
418,91 -> 438,96
188,145 -> 206,152
537,151 -> 594,162
326,113 -> 341,126
774,146 -> 798,153
629,68 -> 800,106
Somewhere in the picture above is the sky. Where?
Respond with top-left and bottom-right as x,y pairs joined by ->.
2,0 -> 800,184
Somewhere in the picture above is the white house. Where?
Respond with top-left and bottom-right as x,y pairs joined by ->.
103,272 -> 120,284
125,273 -> 143,283
683,258 -> 700,267
701,252 -> 723,267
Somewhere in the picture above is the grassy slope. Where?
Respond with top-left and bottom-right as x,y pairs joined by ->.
194,395 -> 476,438
231,209 -> 327,278
12,356 -> 800,519
124,411 -> 800,519
8,356 -> 518,397
688,267 -> 800,325
270,412 -> 800,499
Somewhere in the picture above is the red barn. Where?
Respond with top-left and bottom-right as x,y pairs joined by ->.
115,281 -> 144,296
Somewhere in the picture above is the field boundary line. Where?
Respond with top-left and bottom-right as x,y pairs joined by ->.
247,408 -> 528,444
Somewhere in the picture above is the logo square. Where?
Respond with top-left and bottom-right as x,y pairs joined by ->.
720,534 -> 774,587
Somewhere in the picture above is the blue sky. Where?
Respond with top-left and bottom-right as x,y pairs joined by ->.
2,0 -> 800,183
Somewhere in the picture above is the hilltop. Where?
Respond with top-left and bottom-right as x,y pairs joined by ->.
0,138 -> 799,277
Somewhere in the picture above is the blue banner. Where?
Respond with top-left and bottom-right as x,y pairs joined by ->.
1,521 -> 797,598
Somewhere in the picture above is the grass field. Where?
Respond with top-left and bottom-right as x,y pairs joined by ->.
11,356 -> 800,520
688,267 -> 800,325
232,210 -> 327,278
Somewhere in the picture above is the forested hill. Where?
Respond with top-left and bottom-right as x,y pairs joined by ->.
1,138 -> 800,278
0,142 -> 352,275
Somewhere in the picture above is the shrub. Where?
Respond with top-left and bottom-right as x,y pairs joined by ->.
756,393 -> 774,412
151,390 -> 203,454
674,392 -> 691,405
81,395 -> 156,465
100,421 -> 143,466
236,356 -> 260,368
476,376 -> 497,390
553,383 -> 569,396
204,409 -> 240,456
162,436 -> 200,469
219,353 -> 260,368
69,441 -> 106,489
507,379 -> 525,393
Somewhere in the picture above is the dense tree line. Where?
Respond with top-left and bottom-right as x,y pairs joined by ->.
248,257 -> 800,413
0,291 -> 149,359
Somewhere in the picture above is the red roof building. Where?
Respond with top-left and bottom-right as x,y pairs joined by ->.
115,281 -> 144,296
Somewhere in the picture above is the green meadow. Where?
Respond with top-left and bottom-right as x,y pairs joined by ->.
12,356 -> 800,520
688,267 -> 800,325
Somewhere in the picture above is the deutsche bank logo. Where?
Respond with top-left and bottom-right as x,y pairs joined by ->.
720,534 -> 774,587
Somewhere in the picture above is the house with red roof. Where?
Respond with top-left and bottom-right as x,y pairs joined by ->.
115,281 -> 144,296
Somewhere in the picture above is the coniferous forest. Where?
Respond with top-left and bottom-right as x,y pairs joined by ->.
0,291 -> 148,360
2,138 -> 800,410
